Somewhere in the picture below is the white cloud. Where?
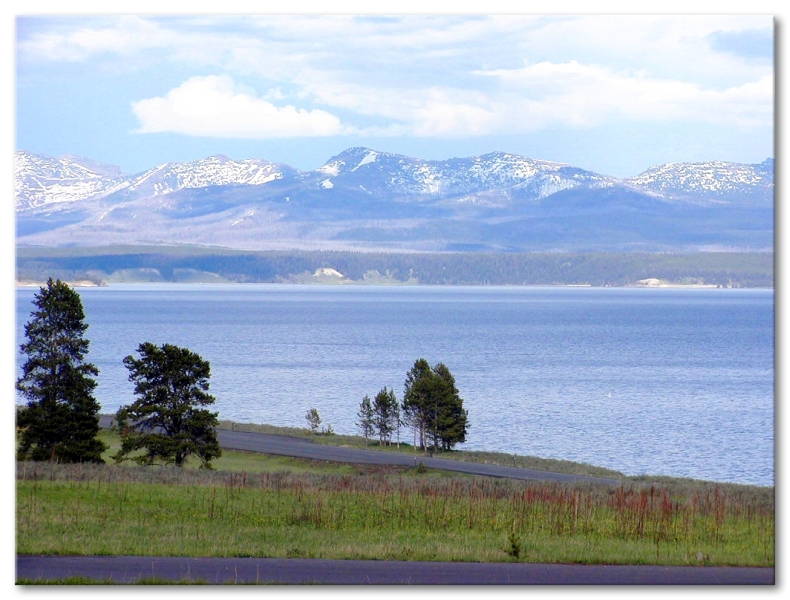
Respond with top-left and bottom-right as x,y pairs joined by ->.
472,60 -> 774,131
131,75 -> 346,138
19,16 -> 175,61
25,15 -> 772,141
411,93 -> 496,137
289,60 -> 772,140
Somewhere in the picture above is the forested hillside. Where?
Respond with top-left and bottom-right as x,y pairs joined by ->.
16,247 -> 774,288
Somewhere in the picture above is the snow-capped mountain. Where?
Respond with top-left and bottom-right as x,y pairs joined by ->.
14,148 -> 774,253
625,158 -> 774,203
16,148 -> 773,212
122,155 -> 296,198
15,152 -> 128,210
15,151 -> 296,212
308,147 -> 614,203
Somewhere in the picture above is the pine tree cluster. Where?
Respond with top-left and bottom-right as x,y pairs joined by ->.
16,279 -> 220,468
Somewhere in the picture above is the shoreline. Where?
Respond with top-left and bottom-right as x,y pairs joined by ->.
14,279 -> 769,290
16,280 -> 103,288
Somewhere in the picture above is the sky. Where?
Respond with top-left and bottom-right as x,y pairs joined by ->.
12,6 -> 776,179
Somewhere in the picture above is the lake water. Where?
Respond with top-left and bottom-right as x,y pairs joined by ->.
14,284 -> 774,486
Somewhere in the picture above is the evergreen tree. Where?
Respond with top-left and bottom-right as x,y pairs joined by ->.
113,342 -> 221,468
373,387 -> 399,446
402,358 -> 434,450
402,358 -> 469,452
16,278 -> 107,463
432,363 -> 469,450
305,408 -> 322,434
356,394 -> 375,445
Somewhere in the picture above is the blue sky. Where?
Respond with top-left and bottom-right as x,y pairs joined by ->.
12,6 -> 776,179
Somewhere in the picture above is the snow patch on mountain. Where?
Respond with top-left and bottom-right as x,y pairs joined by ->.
626,159 -> 773,201
15,151 -> 129,210
125,155 -> 286,197
352,150 -> 379,171
316,163 -> 341,177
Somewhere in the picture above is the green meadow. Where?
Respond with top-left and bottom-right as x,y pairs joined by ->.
16,426 -> 774,567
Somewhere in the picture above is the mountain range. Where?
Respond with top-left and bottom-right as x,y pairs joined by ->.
15,148 -> 774,253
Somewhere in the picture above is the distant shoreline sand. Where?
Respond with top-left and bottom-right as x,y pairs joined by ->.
15,279 -> 756,289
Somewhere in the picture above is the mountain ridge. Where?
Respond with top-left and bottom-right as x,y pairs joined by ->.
15,148 -> 774,253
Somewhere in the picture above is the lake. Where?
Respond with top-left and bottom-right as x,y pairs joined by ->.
14,284 -> 774,486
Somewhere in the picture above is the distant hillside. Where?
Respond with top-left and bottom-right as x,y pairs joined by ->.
15,246 -> 774,288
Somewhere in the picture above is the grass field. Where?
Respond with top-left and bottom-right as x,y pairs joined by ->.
16,426 -> 774,567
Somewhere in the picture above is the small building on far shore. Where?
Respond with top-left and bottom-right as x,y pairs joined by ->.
636,278 -> 663,287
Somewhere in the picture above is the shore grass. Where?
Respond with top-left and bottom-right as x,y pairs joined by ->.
16,457 -> 774,567
17,424 -> 774,567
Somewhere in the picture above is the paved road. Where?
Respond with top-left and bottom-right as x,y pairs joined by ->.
16,555 -> 775,585
215,428 -> 622,485
99,416 -> 620,484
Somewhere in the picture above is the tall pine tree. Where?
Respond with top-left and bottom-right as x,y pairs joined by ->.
16,278 -> 107,463
356,394 -> 375,445
432,363 -> 468,450
402,358 -> 434,450
114,342 -> 221,468
402,359 -> 469,452
373,387 -> 399,446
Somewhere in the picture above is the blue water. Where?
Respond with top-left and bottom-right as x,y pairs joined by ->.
14,284 -> 774,486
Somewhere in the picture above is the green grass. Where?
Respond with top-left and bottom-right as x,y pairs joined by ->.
16,460 -> 774,567
102,428 -> 314,474
17,424 -> 774,570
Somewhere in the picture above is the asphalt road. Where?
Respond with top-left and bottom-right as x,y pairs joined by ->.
214,428 -> 622,485
99,415 -> 621,484
16,555 -> 775,585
